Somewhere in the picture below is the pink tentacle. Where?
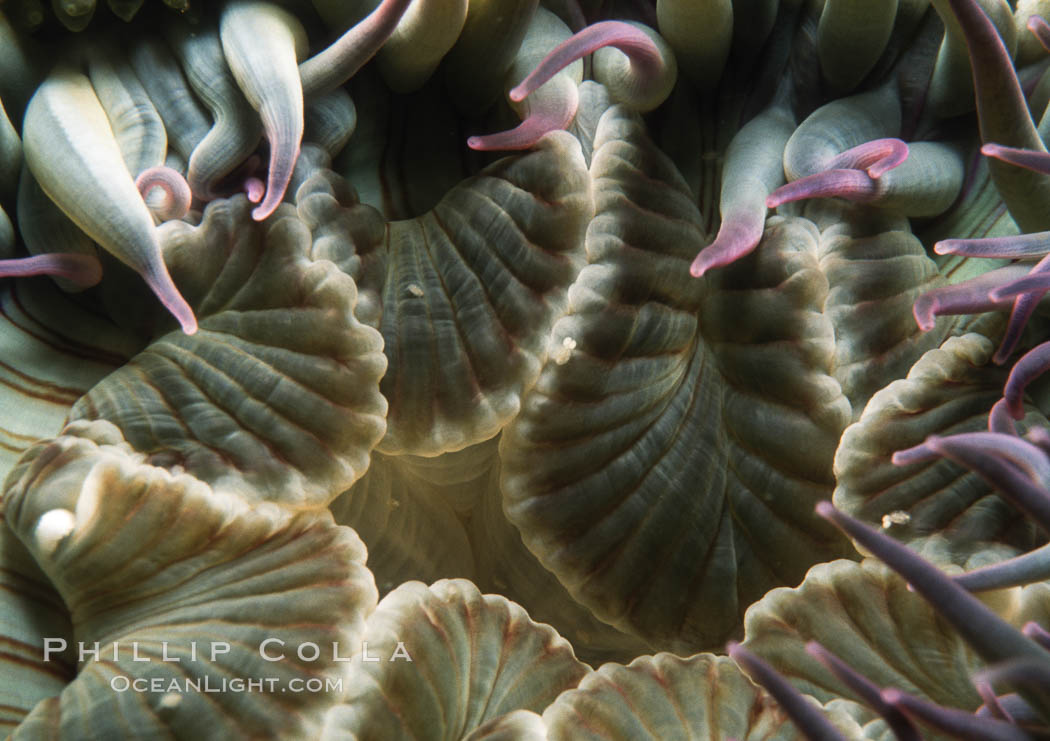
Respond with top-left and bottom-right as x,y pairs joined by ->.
910,264 -> 1027,331
825,138 -> 909,179
766,169 -> 879,208
989,398 -> 1019,436
982,142 -> 1050,175
690,209 -> 764,277
1028,15 -> 1050,54
1005,340 -> 1050,418
468,85 -> 579,151
509,21 -> 666,103
299,0 -> 413,98
0,254 -> 103,287
935,232 -> 1050,258
135,166 -> 192,221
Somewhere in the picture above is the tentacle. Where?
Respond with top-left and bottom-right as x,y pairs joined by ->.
376,0 -> 468,93
52,0 -> 95,31
896,435 -> 1050,531
941,0 -> 1050,232
135,165 -> 192,221
23,67 -> 197,334
468,8 -> 581,152
128,37 -> 210,162
805,642 -> 921,741
727,643 -> 849,741
510,21 -> 676,113
935,231 -> 1050,258
1028,14 -> 1050,53
304,88 -> 357,158
982,142 -> 1050,174
1005,341 -> 1050,418
85,44 -> 167,178
910,264 -> 1026,331
221,1 -> 308,222
954,542 -> 1050,590
817,0 -> 899,92
299,0 -> 413,98
656,0 -> 731,91
168,24 -> 262,201
783,86 -> 902,181
881,689 -> 1032,741
690,84 -> 793,276
0,253 -> 101,286
815,502 -> 1050,671
1023,622 -> 1050,651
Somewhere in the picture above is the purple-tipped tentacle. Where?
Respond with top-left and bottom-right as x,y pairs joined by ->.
976,691 -> 1046,726
989,251 -> 1050,301
954,543 -> 1050,591
509,21 -> 666,103
135,165 -> 192,221
1029,15 -> 1050,54
1005,341 -> 1050,419
245,176 -> 265,203
141,260 -> 198,336
995,291 -> 1042,365
690,209 -> 765,277
727,642 -> 849,741
974,660 -> 1050,725
814,502 -> 1047,668
805,642 -> 921,741
1027,427 -> 1050,454
935,232 -> 1050,258
766,169 -> 879,208
467,85 -> 579,151
891,441 -> 939,466
982,143 -> 1050,175
299,0 -> 413,98
881,688 -> 1031,741
1023,622 -> 1050,652
945,0 -> 1050,233
989,399 -> 1020,436
931,432 -> 1050,481
975,680 -> 1013,723
924,436 -> 1050,531
910,265 -> 1026,331
824,138 -> 909,178
0,254 -> 103,287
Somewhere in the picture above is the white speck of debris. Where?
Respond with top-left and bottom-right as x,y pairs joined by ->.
553,336 -> 577,365
407,283 -> 424,297
35,509 -> 76,554
159,693 -> 182,710
881,511 -> 911,529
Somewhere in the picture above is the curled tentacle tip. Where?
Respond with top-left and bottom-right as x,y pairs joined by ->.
861,139 -> 909,179
0,254 -> 104,288
136,166 -> 193,222
245,177 -> 265,203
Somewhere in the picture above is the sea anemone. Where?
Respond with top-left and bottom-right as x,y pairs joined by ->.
3,0 -> 1050,738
